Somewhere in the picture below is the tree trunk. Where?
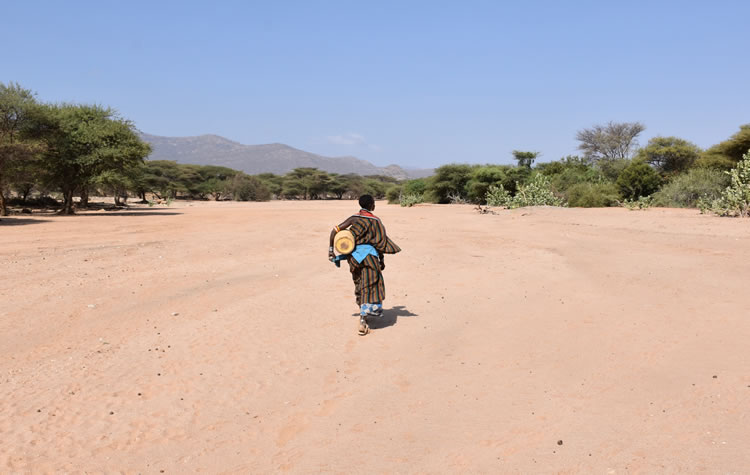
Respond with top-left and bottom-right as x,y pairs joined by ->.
114,194 -> 122,206
21,185 -> 32,203
79,186 -> 89,209
0,189 -> 7,216
59,189 -> 75,215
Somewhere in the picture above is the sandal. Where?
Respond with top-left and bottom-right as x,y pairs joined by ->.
358,317 -> 369,336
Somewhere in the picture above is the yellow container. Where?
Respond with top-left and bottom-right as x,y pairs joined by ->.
334,229 -> 355,254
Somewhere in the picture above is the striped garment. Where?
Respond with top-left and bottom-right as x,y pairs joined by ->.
347,210 -> 401,306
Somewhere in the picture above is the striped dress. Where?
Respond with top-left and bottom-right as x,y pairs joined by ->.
347,211 -> 401,306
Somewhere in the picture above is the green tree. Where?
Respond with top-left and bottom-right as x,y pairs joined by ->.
427,164 -> 474,203
696,125 -> 750,170
226,174 -> 271,201
465,165 -> 510,203
327,173 -> 350,199
8,156 -> 42,203
342,174 -> 365,197
363,178 -> 387,199
512,150 -> 539,169
195,165 -> 239,199
256,173 -> 283,197
636,136 -> 701,175
141,160 -> 180,198
96,167 -> 138,206
403,177 -> 429,196
282,168 -> 331,199
616,160 -> 661,199
0,82 -> 39,215
35,104 -> 151,214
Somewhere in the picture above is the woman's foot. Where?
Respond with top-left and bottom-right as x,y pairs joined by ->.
358,317 -> 369,336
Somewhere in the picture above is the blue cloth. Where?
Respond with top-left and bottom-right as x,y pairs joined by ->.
351,244 -> 379,264
330,244 -> 378,267
360,303 -> 383,317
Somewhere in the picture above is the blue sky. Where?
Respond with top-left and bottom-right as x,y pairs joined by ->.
4,1 -> 749,168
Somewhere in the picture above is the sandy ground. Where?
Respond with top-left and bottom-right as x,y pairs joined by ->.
1,200 -> 749,473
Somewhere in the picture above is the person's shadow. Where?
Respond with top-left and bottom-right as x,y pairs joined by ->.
368,306 -> 418,330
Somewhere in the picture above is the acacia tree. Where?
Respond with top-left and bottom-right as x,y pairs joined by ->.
636,136 -> 701,175
282,168 -> 331,199
576,121 -> 645,163
0,82 -> 39,215
512,150 -> 540,169
36,104 -> 151,214
697,125 -> 750,170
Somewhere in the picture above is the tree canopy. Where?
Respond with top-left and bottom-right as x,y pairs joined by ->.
576,121 -> 645,163
0,82 -> 39,215
636,136 -> 701,175
34,103 -> 151,214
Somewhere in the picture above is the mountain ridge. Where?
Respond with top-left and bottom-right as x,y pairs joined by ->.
139,133 -> 433,180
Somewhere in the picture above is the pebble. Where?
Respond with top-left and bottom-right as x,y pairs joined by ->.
557,440 -> 563,445
171,312 -> 179,316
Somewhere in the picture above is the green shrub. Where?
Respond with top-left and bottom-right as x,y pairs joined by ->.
512,174 -> 566,207
402,178 -> 428,196
702,149 -> 750,217
651,168 -> 729,208
598,158 -> 631,182
485,184 -> 512,207
399,193 -> 424,207
622,195 -> 653,210
465,165 -> 509,203
566,182 -> 621,207
486,174 -> 565,208
616,160 -> 662,199
427,164 -> 474,203
386,185 -> 401,204
226,175 -> 271,201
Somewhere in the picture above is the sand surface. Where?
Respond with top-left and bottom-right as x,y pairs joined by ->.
1,201 -> 749,473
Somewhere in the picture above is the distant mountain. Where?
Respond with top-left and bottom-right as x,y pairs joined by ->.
139,133 -> 433,180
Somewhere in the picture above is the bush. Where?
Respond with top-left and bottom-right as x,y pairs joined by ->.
485,184 -> 512,207
616,160 -> 662,199
402,178 -> 429,196
512,174 -> 566,207
622,196 -> 653,210
399,193 -> 424,207
386,185 -> 401,204
465,165 -> 530,204
427,164 -> 474,203
651,168 -> 729,208
701,149 -> 750,217
566,182 -> 621,207
486,174 -> 566,208
226,175 -> 271,201
598,158 -> 631,182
